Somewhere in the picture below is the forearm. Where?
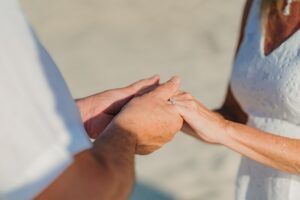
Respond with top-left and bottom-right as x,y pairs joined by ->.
36,126 -> 136,200
223,121 -> 300,175
92,125 -> 136,199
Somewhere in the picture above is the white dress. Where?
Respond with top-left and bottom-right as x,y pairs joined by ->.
231,0 -> 300,199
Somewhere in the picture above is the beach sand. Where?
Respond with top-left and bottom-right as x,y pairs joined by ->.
20,0 -> 244,199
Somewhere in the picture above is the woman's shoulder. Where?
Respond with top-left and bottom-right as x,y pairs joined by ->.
235,0 -> 254,57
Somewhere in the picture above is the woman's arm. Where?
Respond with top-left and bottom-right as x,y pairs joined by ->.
172,92 -> 300,175
215,0 -> 253,124
225,121 -> 300,175
36,126 -> 136,200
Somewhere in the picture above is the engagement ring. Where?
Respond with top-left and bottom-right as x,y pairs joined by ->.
169,97 -> 176,105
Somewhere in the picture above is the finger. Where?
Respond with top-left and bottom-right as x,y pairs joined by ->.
170,101 -> 202,140
171,93 -> 208,112
173,99 -> 217,124
171,92 -> 194,101
166,91 -> 187,105
171,99 -> 194,111
172,90 -> 185,96
170,99 -> 201,122
176,90 -> 186,94
135,81 -> 159,97
149,76 -> 181,100
85,114 -> 114,139
127,75 -> 160,93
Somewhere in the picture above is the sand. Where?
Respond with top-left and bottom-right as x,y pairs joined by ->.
20,0 -> 244,199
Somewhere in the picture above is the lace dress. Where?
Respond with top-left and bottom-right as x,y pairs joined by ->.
231,0 -> 300,199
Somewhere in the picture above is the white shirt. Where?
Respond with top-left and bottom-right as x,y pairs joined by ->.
0,0 -> 92,199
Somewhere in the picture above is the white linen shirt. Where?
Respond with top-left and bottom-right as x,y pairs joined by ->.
0,0 -> 92,199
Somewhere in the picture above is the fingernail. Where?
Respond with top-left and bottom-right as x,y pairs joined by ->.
169,76 -> 180,84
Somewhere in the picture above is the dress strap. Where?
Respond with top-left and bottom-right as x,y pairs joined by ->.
243,0 -> 262,36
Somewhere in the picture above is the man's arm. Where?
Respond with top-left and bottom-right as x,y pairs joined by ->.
36,76 -> 182,199
36,125 -> 136,200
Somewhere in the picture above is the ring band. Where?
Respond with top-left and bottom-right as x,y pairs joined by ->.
169,97 -> 176,105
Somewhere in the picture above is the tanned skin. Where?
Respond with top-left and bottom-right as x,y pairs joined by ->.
36,76 -> 183,200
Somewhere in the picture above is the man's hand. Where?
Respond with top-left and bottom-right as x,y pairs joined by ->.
76,75 -> 160,138
37,77 -> 183,200
108,76 -> 184,155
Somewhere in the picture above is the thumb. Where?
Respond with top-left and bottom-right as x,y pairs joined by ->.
126,75 -> 160,94
150,76 -> 181,100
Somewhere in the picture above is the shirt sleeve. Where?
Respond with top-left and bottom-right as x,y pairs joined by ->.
0,0 -> 92,199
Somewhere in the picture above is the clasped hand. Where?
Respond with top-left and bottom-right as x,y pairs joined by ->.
77,75 -> 227,155
76,75 -> 183,155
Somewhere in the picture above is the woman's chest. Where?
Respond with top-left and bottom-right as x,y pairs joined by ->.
231,49 -> 300,123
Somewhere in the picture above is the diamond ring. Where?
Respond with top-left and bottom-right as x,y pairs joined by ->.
169,97 -> 176,105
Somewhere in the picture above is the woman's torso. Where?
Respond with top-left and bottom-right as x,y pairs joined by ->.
231,0 -> 300,199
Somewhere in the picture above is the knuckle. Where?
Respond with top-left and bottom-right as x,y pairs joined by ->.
166,81 -> 177,91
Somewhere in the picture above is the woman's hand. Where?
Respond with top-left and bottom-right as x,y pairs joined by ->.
76,75 -> 160,139
171,92 -> 229,144
172,92 -> 300,175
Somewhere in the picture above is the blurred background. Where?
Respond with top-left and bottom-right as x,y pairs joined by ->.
20,0 -> 244,199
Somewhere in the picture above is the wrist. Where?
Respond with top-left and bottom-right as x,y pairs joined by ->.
93,122 -> 137,156
111,115 -> 141,140
208,112 -> 232,145
90,124 -> 136,199
219,120 -> 236,146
